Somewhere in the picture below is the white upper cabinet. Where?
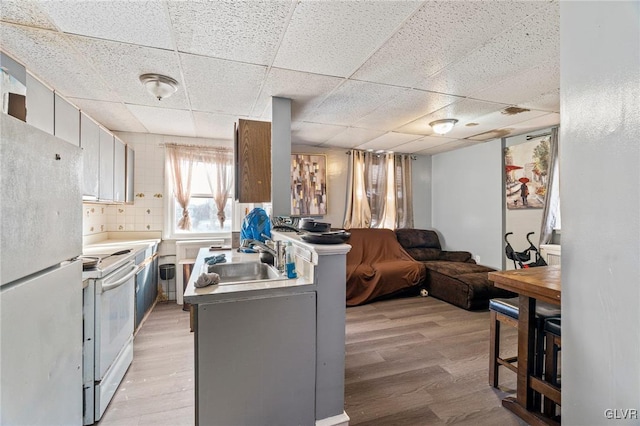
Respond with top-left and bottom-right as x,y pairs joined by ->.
54,94 -> 80,146
80,112 -> 100,199
113,137 -> 126,203
26,73 -> 54,135
98,128 -> 114,201
125,146 -> 135,204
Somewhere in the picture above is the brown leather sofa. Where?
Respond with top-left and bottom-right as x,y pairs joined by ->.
395,229 -> 515,310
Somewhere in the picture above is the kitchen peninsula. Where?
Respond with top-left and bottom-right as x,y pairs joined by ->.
184,232 -> 351,426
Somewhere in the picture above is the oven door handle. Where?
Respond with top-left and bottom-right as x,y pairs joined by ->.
102,264 -> 138,292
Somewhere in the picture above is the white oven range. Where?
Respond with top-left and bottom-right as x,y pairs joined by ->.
82,249 -> 137,425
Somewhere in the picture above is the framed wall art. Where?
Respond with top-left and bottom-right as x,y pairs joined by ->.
505,136 -> 550,210
291,154 -> 327,216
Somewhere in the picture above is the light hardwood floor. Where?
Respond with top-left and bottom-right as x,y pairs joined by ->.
100,296 -> 524,425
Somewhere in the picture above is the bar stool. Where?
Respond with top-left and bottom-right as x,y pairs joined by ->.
488,297 -> 561,389
543,317 -> 561,417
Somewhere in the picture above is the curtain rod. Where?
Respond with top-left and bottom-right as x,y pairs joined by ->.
159,142 -> 232,152
526,132 -> 551,141
346,150 -> 417,160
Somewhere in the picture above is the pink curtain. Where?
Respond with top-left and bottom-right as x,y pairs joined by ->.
166,145 -> 195,230
203,151 -> 233,228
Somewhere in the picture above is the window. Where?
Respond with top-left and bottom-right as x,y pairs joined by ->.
164,144 -> 233,239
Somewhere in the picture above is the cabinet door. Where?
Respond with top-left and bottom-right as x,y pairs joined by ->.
98,128 -> 114,201
125,146 -> 135,203
236,119 -> 271,203
80,113 -> 100,199
54,94 -> 80,146
26,73 -> 54,135
113,137 -> 126,203
135,271 -> 145,330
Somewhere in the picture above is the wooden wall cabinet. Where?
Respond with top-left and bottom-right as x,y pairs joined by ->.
235,119 -> 271,203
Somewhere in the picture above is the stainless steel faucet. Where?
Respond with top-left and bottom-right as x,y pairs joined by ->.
239,239 -> 285,272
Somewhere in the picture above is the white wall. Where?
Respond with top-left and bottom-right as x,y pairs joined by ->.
412,155 -> 432,229
561,2 -> 640,424
431,140 -> 504,269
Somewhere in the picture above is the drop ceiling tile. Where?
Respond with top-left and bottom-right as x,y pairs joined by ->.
518,89 -> 560,113
69,98 -> 148,133
192,111 -> 238,140
68,36 -> 188,108
416,139 -> 478,156
416,6 -> 559,97
291,122 -> 347,145
356,132 -> 421,151
0,24 -> 118,101
466,113 -> 560,142
352,1 -> 545,86
322,127 -> 386,149
273,1 -> 422,77
390,135 -> 458,154
469,60 -> 559,107
0,2 -> 57,30
251,68 -> 344,119
396,98 -> 507,136
462,109 -> 552,141
126,104 -> 195,137
37,1 -> 173,49
180,53 -> 267,115
305,80 -> 405,126
354,89 -> 462,131
168,0 -> 293,65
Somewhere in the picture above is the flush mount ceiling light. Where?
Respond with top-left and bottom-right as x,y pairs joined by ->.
429,118 -> 459,135
139,73 -> 178,101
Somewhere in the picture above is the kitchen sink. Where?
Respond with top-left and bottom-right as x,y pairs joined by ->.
205,262 -> 282,285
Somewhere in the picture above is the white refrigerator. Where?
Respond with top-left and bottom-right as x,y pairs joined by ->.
0,114 -> 84,425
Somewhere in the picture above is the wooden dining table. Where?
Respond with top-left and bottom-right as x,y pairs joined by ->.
488,266 -> 561,426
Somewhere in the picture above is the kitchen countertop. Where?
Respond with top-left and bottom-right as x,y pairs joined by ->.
183,248 -> 315,304
82,238 -> 161,280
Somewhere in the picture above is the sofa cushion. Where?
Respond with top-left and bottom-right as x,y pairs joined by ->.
395,228 -> 441,250
423,260 -> 495,276
426,270 -> 516,310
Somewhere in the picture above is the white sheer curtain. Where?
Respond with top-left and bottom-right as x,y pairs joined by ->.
344,150 -> 413,229
166,144 -> 233,231
166,145 -> 195,230
202,150 -> 234,228
539,127 -> 560,245
344,150 -> 371,228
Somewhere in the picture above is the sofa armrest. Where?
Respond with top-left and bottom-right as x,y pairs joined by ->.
439,251 -> 475,263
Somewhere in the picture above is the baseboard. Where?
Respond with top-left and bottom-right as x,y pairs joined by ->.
316,411 -> 350,426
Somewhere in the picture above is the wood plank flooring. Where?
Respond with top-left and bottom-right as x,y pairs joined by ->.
99,296 -> 525,425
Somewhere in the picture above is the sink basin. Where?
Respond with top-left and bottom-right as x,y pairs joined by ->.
205,262 -> 281,285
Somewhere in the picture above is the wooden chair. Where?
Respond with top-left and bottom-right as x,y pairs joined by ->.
542,317 -> 561,417
488,297 -> 561,389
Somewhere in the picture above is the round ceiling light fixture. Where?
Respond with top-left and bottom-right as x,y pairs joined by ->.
429,118 -> 459,135
139,73 -> 178,101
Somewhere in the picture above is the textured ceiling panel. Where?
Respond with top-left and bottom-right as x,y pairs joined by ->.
416,6 -> 559,97
68,36 -> 188,109
192,111 -> 238,140
518,89 -> 560,114
37,1 -> 173,49
126,104 -> 195,137
169,0 -> 293,65
466,112 -> 560,141
418,139 -> 480,156
291,121 -> 347,145
251,67 -> 344,119
355,132 -> 421,151
303,80 -> 405,126
322,127 -> 386,149
353,88 -> 462,131
273,0 -> 422,77
180,53 -> 267,115
69,98 -> 148,133
352,1 -> 545,86
468,60 -> 559,107
0,24 -> 118,101
0,1 -> 57,30
462,109 -> 553,141
392,135 -> 458,154
396,98 -> 507,136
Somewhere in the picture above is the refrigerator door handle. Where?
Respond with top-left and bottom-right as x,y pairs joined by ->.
102,265 -> 138,292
